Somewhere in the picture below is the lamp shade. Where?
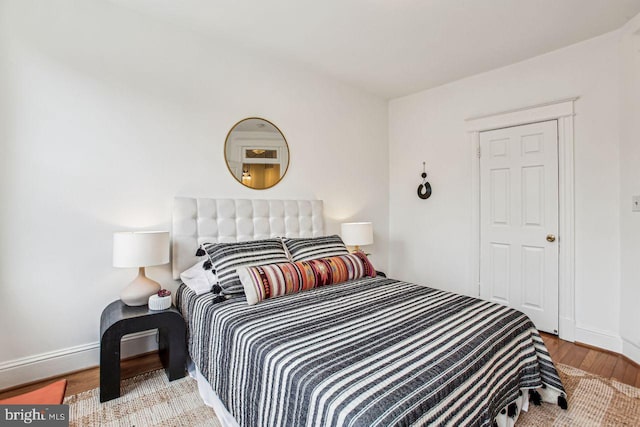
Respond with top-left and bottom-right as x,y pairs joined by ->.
113,231 -> 170,268
341,222 -> 374,247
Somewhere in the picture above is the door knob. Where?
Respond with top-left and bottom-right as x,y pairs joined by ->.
546,234 -> 556,242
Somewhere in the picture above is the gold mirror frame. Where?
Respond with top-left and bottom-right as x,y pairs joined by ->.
224,117 -> 290,190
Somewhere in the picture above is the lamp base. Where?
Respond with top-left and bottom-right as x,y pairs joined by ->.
120,267 -> 161,306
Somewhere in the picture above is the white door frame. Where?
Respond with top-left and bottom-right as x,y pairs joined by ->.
466,98 -> 577,342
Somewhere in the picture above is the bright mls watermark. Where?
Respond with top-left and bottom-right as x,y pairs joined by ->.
1,405 -> 69,426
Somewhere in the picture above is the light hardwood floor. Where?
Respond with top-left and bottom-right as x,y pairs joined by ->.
1,333 -> 638,401
0,351 -> 163,401
540,333 -> 640,388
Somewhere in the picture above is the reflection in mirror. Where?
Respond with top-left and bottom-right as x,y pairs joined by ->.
224,118 -> 290,190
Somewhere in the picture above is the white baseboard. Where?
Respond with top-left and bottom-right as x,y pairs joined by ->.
570,326 -> 640,365
622,338 -> 640,365
574,325 -> 623,353
0,331 -> 158,391
558,316 -> 575,342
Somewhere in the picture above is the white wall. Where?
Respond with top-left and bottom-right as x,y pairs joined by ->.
619,16 -> 640,363
0,0 -> 388,388
389,31 -> 624,354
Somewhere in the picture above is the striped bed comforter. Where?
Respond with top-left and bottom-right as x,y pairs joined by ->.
177,277 -> 565,427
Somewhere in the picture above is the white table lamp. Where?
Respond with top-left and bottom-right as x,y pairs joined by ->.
113,231 -> 170,306
341,222 -> 373,252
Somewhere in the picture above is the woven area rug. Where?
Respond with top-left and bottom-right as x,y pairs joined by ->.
65,364 -> 639,426
64,371 -> 220,427
518,364 -> 640,426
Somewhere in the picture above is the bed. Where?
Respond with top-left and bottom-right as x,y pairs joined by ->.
172,198 -> 566,427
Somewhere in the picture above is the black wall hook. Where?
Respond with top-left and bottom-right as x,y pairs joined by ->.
417,162 -> 431,199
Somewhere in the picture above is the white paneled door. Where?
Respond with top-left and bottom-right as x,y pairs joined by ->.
479,120 -> 559,334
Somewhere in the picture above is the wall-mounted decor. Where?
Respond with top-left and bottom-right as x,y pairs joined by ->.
224,117 -> 290,190
417,162 -> 432,199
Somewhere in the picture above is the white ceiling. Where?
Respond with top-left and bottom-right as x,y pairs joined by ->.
110,0 -> 640,99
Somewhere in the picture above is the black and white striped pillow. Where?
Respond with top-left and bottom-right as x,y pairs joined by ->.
283,235 -> 349,262
200,239 -> 290,296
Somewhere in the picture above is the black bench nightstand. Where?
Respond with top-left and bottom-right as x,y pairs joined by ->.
99,300 -> 187,402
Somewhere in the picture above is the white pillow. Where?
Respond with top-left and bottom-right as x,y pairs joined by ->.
180,260 -> 218,295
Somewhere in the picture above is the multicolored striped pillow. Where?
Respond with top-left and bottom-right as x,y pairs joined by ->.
237,252 -> 377,305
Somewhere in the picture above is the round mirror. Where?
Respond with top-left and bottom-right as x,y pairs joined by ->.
224,118 -> 290,190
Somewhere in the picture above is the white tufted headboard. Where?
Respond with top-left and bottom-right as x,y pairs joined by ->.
172,198 -> 324,279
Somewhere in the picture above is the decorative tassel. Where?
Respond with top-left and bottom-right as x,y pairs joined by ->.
558,395 -> 568,410
196,248 -> 206,257
507,403 -> 518,418
529,390 -> 542,406
203,260 -> 212,270
211,284 -> 222,294
212,295 -> 226,304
